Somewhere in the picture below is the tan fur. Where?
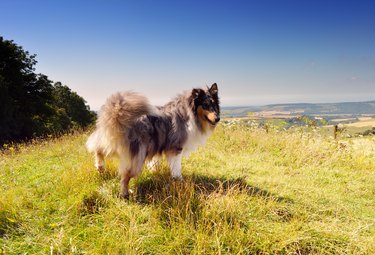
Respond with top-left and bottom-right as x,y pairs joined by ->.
197,106 -> 208,132
206,112 -> 216,123
197,106 -> 216,133
86,91 -> 154,157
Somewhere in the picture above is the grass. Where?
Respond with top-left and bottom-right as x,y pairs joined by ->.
1,122 -> 375,254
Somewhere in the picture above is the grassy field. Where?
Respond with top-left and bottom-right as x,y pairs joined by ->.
1,122 -> 375,254
346,119 -> 375,128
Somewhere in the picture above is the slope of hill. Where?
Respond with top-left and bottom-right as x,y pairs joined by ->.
222,101 -> 375,117
1,124 -> 374,254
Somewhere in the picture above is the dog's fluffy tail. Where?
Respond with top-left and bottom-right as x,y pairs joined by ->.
86,91 -> 158,155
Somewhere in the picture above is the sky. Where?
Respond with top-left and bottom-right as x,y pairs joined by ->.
1,0 -> 375,109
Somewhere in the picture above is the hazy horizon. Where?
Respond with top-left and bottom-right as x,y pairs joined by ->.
2,0 -> 374,110
222,98 -> 375,108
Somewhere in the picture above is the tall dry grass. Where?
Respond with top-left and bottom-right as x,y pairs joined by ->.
1,122 -> 374,254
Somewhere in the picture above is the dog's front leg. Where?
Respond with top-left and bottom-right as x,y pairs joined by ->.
167,152 -> 183,180
147,156 -> 161,172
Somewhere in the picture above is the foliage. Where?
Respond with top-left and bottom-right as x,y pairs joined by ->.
52,82 -> 96,129
0,37 -> 95,144
1,123 -> 374,254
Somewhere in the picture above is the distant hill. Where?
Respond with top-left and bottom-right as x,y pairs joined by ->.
222,101 -> 375,118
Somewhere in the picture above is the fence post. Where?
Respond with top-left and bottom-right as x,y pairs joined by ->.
333,125 -> 338,139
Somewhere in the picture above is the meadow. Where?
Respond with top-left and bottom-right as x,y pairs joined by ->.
1,121 -> 374,254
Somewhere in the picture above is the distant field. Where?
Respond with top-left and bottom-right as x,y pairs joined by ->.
1,123 -> 375,254
221,101 -> 375,118
224,115 -> 375,133
345,119 -> 375,127
329,117 -> 375,128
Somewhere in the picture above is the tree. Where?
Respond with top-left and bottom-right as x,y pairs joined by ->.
0,36 -> 44,141
0,37 -> 95,144
52,82 -> 95,128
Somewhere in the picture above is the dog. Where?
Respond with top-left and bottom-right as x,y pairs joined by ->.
86,83 -> 220,198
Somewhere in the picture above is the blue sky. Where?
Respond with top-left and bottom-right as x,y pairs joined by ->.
1,0 -> 374,109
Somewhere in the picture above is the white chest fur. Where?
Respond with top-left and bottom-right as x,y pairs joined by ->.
182,118 -> 212,157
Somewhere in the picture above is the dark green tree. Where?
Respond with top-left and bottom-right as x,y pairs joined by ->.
0,36 -> 46,141
0,37 -> 95,144
52,82 -> 95,128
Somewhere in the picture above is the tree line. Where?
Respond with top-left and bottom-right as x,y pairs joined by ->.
0,37 -> 96,144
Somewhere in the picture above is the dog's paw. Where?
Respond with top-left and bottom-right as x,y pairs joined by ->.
120,189 -> 134,200
120,193 -> 129,200
96,165 -> 105,174
172,175 -> 184,181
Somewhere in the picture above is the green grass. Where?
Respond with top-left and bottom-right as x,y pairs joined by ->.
1,123 -> 375,254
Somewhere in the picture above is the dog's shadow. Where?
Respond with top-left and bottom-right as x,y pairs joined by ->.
134,172 -> 293,205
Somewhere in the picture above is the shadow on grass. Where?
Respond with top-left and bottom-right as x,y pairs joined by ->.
0,211 -> 19,238
134,172 -> 293,205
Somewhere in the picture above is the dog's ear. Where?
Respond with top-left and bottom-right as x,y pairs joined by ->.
209,83 -> 218,96
192,88 -> 204,99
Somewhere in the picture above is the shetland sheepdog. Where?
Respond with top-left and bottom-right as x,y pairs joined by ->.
86,83 -> 220,198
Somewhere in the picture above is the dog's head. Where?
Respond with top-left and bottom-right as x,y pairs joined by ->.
191,83 -> 220,129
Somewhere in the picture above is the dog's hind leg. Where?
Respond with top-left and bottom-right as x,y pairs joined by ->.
119,148 -> 146,199
119,157 -> 132,199
95,151 -> 105,173
166,151 -> 183,180
120,170 -> 132,199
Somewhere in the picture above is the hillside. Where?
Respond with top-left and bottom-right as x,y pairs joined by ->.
1,123 -> 375,254
222,100 -> 375,117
